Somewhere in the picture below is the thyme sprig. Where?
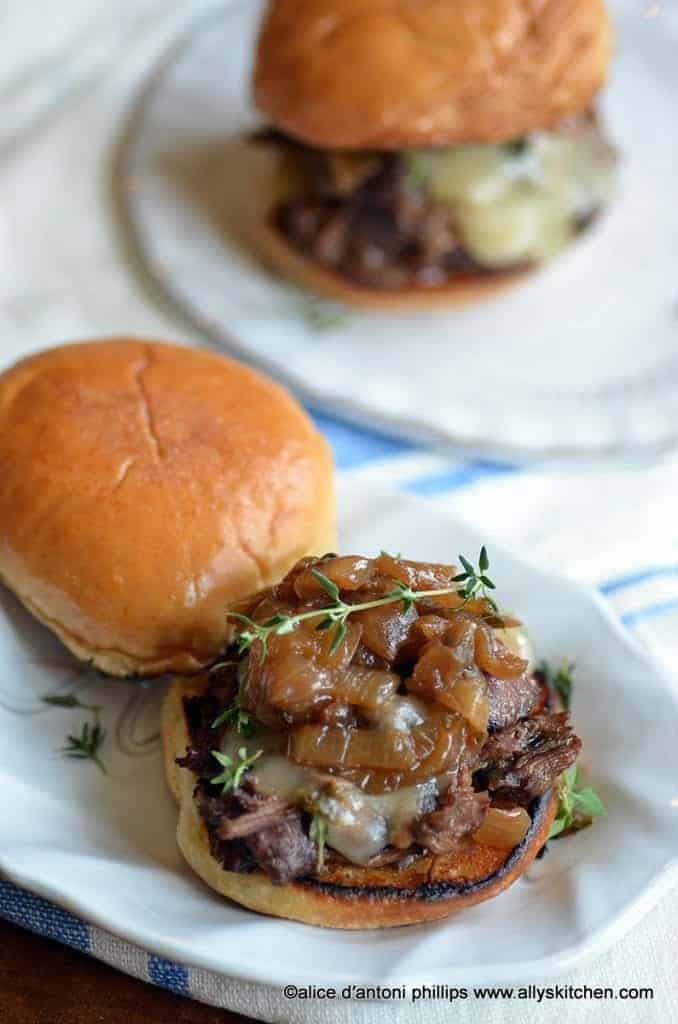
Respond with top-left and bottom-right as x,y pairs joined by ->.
62,721 -> 107,774
309,813 -> 329,872
212,695 -> 254,737
42,693 -> 102,714
44,691 -> 108,773
228,548 -> 497,661
210,747 -> 262,795
548,764 -> 605,840
539,659 -> 575,711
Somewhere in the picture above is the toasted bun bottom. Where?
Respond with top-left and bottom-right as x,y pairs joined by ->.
256,220 -> 527,312
163,678 -> 557,929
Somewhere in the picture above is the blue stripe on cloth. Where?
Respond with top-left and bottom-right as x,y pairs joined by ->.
0,879 -> 89,951
310,410 -> 417,471
619,597 -> 678,627
147,954 -> 190,995
403,459 -> 518,495
600,566 -> 678,595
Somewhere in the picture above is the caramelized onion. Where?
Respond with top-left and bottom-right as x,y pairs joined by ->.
289,712 -> 470,782
407,639 -> 489,732
293,555 -> 375,598
472,807 -> 531,850
374,555 -> 455,591
241,618 -> 362,725
474,624 -> 528,679
353,601 -> 418,662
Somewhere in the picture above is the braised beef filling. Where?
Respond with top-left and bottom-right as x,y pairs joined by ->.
177,554 -> 581,884
256,113 -> 616,290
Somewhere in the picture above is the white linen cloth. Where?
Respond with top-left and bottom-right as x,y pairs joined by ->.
0,2 -> 676,1022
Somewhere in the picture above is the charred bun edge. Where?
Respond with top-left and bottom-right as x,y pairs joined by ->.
163,678 -> 557,929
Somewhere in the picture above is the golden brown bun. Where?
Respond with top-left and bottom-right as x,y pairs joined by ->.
254,0 -> 612,150
163,678 -> 557,929
0,339 -> 335,678
257,218 -> 526,311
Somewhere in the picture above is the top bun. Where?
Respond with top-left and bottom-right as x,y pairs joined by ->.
0,339 -> 335,677
254,0 -> 612,150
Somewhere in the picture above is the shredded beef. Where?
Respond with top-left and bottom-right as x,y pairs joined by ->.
245,813 -> 316,884
486,672 -> 546,731
175,695 -> 224,776
413,788 -> 490,854
217,790 -> 290,840
481,712 -> 581,798
272,145 -> 489,289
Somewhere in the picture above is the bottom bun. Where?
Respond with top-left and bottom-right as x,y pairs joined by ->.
256,220 -> 528,313
163,677 -> 557,929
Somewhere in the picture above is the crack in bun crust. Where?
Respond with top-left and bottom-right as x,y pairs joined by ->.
163,677 -> 558,929
254,0 -> 612,150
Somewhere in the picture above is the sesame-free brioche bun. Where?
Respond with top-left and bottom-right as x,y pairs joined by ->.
254,0 -> 612,151
0,339 -> 335,677
256,218 -> 527,311
163,677 -> 557,929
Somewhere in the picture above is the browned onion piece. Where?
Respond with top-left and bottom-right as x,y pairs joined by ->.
289,725 -> 416,770
288,712 -> 470,780
352,601 -> 418,662
474,625 -> 527,680
293,555 -> 375,598
374,555 -> 455,591
472,807 -> 531,850
241,619 -> 362,725
329,666 -> 399,709
407,639 -> 488,732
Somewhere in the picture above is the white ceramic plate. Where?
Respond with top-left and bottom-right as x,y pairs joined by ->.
117,0 -> 678,458
1,480 -> 677,986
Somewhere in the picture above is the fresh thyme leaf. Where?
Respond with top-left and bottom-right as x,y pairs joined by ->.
379,549 -> 402,560
42,693 -> 101,713
572,786 -> 605,819
540,659 -> 575,711
548,762 -> 604,840
309,813 -> 328,871
62,721 -> 107,774
310,569 -> 341,602
212,696 -> 254,737
503,138 -> 529,157
299,299 -> 350,331
479,545 -> 489,573
459,554 -> 475,576
329,620 -> 347,655
210,746 -> 262,795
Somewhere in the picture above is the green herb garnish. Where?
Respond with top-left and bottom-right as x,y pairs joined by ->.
228,547 -> 497,663
42,693 -> 102,714
300,299 -> 350,331
503,138 -> 529,157
452,545 -> 497,610
212,695 -> 255,737
62,721 -> 107,774
539,659 -> 575,710
548,764 -> 605,840
210,747 -> 262,795
309,813 -> 329,871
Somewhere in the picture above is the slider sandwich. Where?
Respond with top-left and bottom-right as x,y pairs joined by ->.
251,0 -> 617,308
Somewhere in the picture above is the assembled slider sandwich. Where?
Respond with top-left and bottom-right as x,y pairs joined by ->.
165,550 -> 582,928
251,0 -> 617,308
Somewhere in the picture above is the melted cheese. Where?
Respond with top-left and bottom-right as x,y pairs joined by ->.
406,123 -> 617,266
